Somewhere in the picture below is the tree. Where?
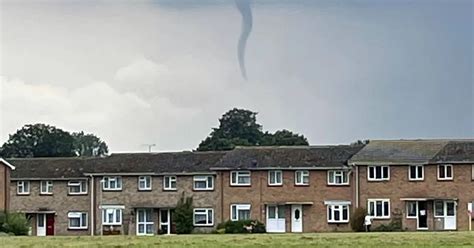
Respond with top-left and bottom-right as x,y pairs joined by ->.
174,193 -> 194,234
197,108 -> 309,151
0,123 -> 108,158
261,130 -> 308,146
72,132 -> 108,157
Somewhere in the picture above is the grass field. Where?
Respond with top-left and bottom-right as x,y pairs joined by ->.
1,232 -> 474,248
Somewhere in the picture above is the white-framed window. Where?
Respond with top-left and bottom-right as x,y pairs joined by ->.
327,204 -> 349,223
193,175 -> 214,190
231,204 -> 251,221
368,166 -> 390,181
136,209 -> 154,235
327,170 -> 349,185
295,170 -> 309,185
68,212 -> 88,229
193,208 -> 213,226
102,176 -> 122,191
102,208 -> 123,225
406,201 -> 417,218
68,180 -> 88,194
230,171 -> 251,186
268,170 -> 283,186
409,165 -> 424,181
368,199 -> 390,219
17,181 -> 30,195
40,180 -> 53,195
138,176 -> 152,191
434,201 -> 456,218
438,164 -> 453,180
163,176 -> 177,190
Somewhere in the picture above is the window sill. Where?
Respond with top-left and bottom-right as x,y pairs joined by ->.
437,178 -> 453,181
16,193 -> 30,196
328,221 -> 349,224
294,184 -> 310,187
40,193 -> 53,196
138,189 -> 152,192
408,179 -> 424,182
68,227 -> 88,230
267,184 -> 283,187
229,184 -> 252,187
163,189 -> 177,192
102,189 -> 123,192
367,179 -> 390,182
102,223 -> 122,226
406,216 -> 417,219
327,184 -> 350,186
371,216 -> 391,220
193,189 -> 214,191
193,224 -> 214,227
68,193 -> 88,196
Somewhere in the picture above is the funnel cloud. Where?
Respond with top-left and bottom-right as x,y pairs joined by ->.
235,0 -> 252,80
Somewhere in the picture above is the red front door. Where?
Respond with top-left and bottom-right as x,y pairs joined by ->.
46,214 -> 54,235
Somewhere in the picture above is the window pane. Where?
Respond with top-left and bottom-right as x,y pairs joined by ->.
376,201 -> 382,216
382,166 -> 388,179
277,206 -> 285,218
116,210 -> 120,223
70,218 -> 79,227
231,172 -> 236,184
410,166 -> 416,179
296,171 -> 301,184
303,175 -> 309,184
439,166 -> 445,178
342,172 -> 348,183
207,177 -> 213,188
328,171 -> 334,184
446,166 -> 452,178
146,224 -> 153,234
195,181 -> 207,189
435,201 -> 444,216
138,224 -> 145,234
268,206 -> 276,219
407,202 -> 417,216
239,210 -> 250,220
328,206 -> 332,220
383,201 -> 389,216
195,214 -> 206,224
81,214 -> 87,226
342,206 -> 348,220
231,206 -> 237,220
207,210 -> 213,224
446,202 -> 455,216
276,172 -> 282,183
417,166 -> 423,178
171,180 -> 176,189
369,202 -> 374,216
369,167 -> 375,179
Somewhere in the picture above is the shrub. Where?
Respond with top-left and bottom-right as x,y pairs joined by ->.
222,220 -> 266,234
174,193 -> 194,234
1,213 -> 30,235
350,207 -> 366,232
373,210 -> 402,232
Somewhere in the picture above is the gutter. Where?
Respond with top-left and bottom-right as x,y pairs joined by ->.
83,172 -> 217,176
210,166 -> 347,171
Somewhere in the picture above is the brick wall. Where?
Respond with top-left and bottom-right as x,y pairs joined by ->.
93,175 -> 221,235
10,179 -> 91,235
220,170 -> 353,232
358,164 -> 474,231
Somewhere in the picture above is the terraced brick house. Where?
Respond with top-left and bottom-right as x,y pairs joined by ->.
349,140 -> 474,231
0,139 -> 473,235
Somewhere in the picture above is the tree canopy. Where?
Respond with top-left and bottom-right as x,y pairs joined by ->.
197,108 -> 309,151
0,123 -> 108,158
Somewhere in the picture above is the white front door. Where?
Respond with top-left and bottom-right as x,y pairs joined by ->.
160,209 -> 171,235
37,214 -> 46,236
291,205 -> 303,233
136,209 -> 154,235
444,201 -> 456,230
266,205 -> 286,233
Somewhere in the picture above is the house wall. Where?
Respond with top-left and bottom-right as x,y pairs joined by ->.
358,164 -> 474,231
93,175 -> 221,235
0,165 -> 10,211
220,170 -> 353,232
9,179 -> 91,235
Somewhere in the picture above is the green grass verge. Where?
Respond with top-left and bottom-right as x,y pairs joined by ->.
1,232 -> 473,248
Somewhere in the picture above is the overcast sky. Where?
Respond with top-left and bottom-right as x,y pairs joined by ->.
0,0 -> 473,152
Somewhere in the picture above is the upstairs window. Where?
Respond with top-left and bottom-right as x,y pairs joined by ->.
103,176 -> 122,191
368,166 -> 390,181
40,181 -> 53,195
230,171 -> 251,186
295,170 -> 309,185
68,212 -> 88,229
17,181 -> 30,195
438,164 -> 453,180
231,204 -> 251,221
193,175 -> 214,190
409,165 -> 424,181
138,176 -> 152,191
163,176 -> 177,190
68,180 -> 87,195
368,199 -> 390,219
328,170 -> 349,185
268,170 -> 282,186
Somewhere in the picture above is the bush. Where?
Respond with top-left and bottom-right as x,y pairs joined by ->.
1,212 -> 30,235
373,210 -> 402,232
221,220 -> 266,234
350,207 -> 366,232
174,193 -> 194,234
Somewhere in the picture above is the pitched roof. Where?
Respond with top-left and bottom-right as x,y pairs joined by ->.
213,145 -> 363,169
8,157 -> 93,179
349,139 -> 474,165
0,158 -> 15,170
431,140 -> 474,163
7,151 -> 227,179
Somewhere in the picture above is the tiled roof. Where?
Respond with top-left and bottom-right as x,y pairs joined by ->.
213,145 -> 363,169
349,139 -> 474,165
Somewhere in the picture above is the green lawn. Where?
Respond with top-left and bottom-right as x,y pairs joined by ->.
1,232 -> 474,248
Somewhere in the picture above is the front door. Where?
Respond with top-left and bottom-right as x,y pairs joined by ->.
266,205 -> 286,233
417,201 -> 428,230
444,201 -> 456,230
46,214 -> 54,236
160,209 -> 171,235
36,214 -> 46,236
136,209 -> 154,235
291,205 -> 303,232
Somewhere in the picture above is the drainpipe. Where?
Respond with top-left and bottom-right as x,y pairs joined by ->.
220,171 -> 224,223
353,163 -> 359,208
90,175 -> 94,236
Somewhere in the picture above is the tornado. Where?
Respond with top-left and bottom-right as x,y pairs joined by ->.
235,0 -> 252,80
